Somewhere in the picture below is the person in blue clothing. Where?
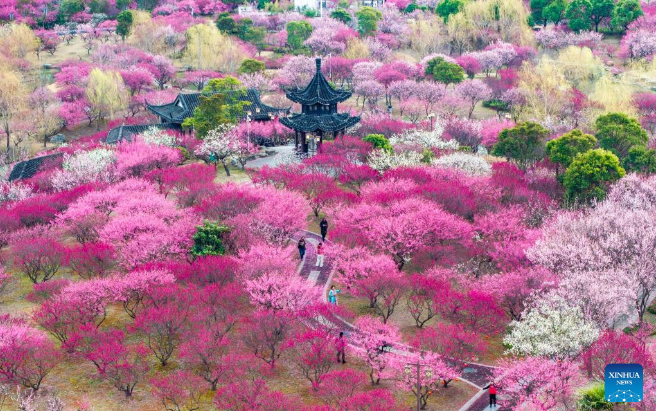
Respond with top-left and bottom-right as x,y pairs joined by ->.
328,285 -> 341,305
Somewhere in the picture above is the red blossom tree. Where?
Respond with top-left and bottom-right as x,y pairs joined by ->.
150,370 -> 205,411
12,237 -> 66,283
285,329 -> 336,391
0,315 -> 60,391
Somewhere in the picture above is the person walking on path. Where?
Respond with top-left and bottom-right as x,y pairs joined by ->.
315,242 -> 325,267
297,237 -> 306,260
335,331 -> 346,364
328,285 -> 340,305
320,218 -> 328,241
484,382 -> 497,408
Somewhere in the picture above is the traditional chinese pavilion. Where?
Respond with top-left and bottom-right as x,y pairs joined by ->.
280,58 -> 360,154
146,88 -> 289,124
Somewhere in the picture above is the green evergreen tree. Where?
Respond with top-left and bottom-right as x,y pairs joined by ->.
546,129 -> 597,175
116,10 -> 133,42
492,122 -> 549,169
426,57 -> 464,85
330,8 -> 352,24
356,7 -> 382,36
563,148 -> 625,204
238,59 -> 266,74
435,0 -> 464,23
611,0 -> 644,31
192,222 -> 230,257
566,0 -> 593,32
363,134 -> 393,152
594,112 -> 649,159
622,146 -> 656,174
286,21 -> 313,50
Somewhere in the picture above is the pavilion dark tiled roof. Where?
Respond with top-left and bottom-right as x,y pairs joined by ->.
105,123 -> 179,144
146,89 -> 289,124
280,113 -> 361,133
285,59 -> 353,105
8,153 -> 64,181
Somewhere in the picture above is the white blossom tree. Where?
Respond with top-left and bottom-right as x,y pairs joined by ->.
504,294 -> 599,359
432,152 -> 492,175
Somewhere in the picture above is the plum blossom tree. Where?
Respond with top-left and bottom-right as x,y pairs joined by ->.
132,289 -> 192,366
11,237 -> 66,283
150,370 -> 204,411
74,327 -> 150,397
456,79 -> 492,118
405,274 -> 449,328
494,357 -> 582,410
351,316 -> 400,385
332,198 -> 472,269
528,176 -> 656,322
241,309 -> 294,369
0,315 -> 59,391
286,329 -> 336,391
482,268 -> 557,321
51,148 -> 116,191
244,270 -> 320,313
389,352 -> 458,410
66,242 -> 116,280
581,329 -> 655,380
504,294 -> 599,359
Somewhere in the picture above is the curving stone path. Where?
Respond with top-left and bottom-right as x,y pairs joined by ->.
291,230 -> 505,411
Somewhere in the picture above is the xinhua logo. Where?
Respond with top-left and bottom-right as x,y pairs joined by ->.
605,364 -> 643,402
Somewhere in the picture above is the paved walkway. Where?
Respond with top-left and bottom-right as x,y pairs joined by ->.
291,230 -> 504,411
245,145 -> 297,169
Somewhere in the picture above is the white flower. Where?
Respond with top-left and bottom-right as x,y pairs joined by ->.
0,180 -> 33,203
367,149 -> 423,172
389,127 -> 455,150
138,127 -> 177,147
432,152 -> 492,175
51,148 -> 116,191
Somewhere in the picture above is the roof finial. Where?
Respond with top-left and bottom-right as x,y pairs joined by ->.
315,58 -> 321,71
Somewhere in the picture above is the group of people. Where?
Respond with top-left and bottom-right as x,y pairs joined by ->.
297,217 -> 329,267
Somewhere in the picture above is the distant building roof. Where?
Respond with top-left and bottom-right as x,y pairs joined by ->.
8,153 -> 63,181
285,59 -> 353,105
105,123 -> 179,144
146,89 -> 289,124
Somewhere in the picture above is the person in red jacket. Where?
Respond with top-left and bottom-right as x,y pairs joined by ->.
484,382 -> 497,408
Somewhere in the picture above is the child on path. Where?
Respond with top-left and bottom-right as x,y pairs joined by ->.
315,242 -> 325,267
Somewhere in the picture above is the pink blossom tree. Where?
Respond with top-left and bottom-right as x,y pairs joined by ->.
11,237 -> 66,283
285,328 -> 336,391
581,329 -> 656,380
351,316 -> 401,385
456,79 -> 492,118
74,327 -> 150,397
389,351 -> 458,410
241,309 -> 294,369
150,370 -> 205,411
0,315 -> 59,391
494,357 -> 582,410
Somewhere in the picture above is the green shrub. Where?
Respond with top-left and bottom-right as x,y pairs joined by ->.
192,221 -> 230,257
577,383 -> 612,410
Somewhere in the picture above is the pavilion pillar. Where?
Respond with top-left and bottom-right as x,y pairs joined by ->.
301,132 -> 308,153
294,131 -> 299,151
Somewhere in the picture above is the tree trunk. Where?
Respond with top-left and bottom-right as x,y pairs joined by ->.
221,160 -> 231,177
